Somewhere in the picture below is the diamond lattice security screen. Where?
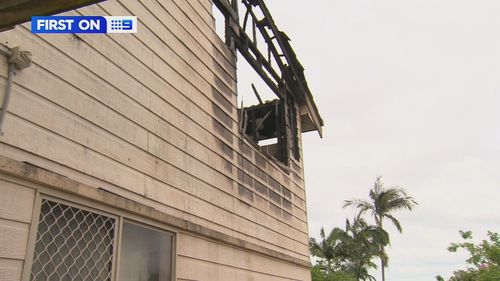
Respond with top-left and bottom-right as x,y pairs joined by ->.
30,199 -> 116,281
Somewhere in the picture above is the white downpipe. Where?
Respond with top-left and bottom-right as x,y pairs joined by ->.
0,63 -> 15,135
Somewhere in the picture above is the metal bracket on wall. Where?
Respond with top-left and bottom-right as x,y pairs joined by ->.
0,44 -> 32,135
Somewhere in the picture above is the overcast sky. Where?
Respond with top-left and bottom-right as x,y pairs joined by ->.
236,1 -> 500,280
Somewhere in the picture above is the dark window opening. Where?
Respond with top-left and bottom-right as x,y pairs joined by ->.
239,97 -> 300,166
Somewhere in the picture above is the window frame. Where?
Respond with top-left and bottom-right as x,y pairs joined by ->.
22,190 -> 177,281
240,97 -> 301,168
117,220 -> 175,281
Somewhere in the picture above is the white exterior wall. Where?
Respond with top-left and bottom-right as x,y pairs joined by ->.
0,0 -> 312,280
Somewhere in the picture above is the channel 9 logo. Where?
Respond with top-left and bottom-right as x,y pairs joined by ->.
31,16 -> 137,34
107,17 -> 136,33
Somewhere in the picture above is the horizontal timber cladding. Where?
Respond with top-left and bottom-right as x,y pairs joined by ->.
176,233 -> 310,281
0,177 -> 36,280
0,95 -> 308,259
185,0 -> 214,28
195,0 -> 214,16
0,258 -> 23,281
0,53 -> 306,229
0,161 -> 310,281
0,157 -> 311,268
0,139 -> 309,263
0,30 -> 306,218
1,19 -> 306,234
0,0 -> 310,270
0,219 -> 30,260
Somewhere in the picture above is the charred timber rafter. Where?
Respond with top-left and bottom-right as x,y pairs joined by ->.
213,0 -> 323,136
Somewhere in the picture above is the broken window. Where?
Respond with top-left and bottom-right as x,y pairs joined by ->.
239,96 -> 300,165
213,0 -> 323,167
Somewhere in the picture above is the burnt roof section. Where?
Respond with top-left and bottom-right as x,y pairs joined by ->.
0,0 -> 323,136
214,0 -> 324,137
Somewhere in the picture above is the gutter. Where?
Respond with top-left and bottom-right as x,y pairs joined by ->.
0,44 -> 32,135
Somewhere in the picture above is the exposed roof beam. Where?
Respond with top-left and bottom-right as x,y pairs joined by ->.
213,0 -> 324,137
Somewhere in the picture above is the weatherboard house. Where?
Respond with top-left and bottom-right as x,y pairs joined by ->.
0,0 -> 322,280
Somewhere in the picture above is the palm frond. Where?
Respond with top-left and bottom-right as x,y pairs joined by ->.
320,227 -> 326,239
385,193 -> 417,213
385,214 -> 403,233
343,199 -> 372,214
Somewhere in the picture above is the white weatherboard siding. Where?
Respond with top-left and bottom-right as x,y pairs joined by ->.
0,0 -> 312,280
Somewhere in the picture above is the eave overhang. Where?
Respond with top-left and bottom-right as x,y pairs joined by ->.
0,0 -> 105,31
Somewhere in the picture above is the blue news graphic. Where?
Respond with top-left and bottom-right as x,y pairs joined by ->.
110,19 -> 133,31
31,16 -> 137,34
32,16 -> 106,33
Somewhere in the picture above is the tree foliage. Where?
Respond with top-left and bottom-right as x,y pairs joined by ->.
436,231 -> 500,281
343,176 -> 417,281
312,265 -> 357,281
311,177 -> 417,281
310,213 -> 389,281
343,176 -> 418,235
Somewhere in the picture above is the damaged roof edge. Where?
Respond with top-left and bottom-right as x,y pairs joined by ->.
303,89 -> 324,138
0,0 -> 324,137
256,1 -> 324,137
215,0 -> 324,138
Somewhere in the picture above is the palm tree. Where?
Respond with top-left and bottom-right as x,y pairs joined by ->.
310,227 -> 348,272
343,213 -> 390,281
343,176 -> 418,281
310,214 -> 390,281
310,227 -> 335,270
